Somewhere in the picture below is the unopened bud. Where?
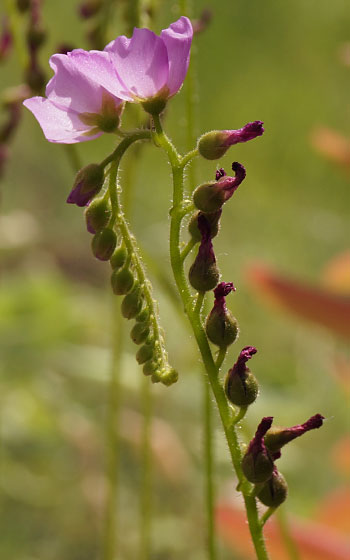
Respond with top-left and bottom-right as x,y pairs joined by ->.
264,414 -> 325,455
111,267 -> 134,295
189,214 -> 220,292
136,343 -> 154,365
241,417 -> 274,483
85,198 -> 112,234
91,228 -> 116,261
143,359 -> 157,376
155,367 -> 179,386
225,346 -> 259,406
130,321 -> 150,345
121,285 -> 143,319
27,25 -> 46,50
110,246 -> 128,270
188,209 -> 221,242
25,62 -> 46,94
256,468 -> 288,508
136,308 -> 150,323
205,282 -> 238,347
67,164 -> 104,207
78,0 -> 103,19
198,121 -> 264,160
193,162 -> 246,213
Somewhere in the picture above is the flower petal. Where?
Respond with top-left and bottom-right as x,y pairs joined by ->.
46,51 -> 122,114
105,28 -> 169,100
23,97 -> 101,143
161,16 -> 193,96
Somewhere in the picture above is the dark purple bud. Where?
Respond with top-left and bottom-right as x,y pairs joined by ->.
215,168 -> 226,180
193,162 -> 246,213
188,214 -> 220,292
264,413 -> 325,454
225,346 -> 259,406
55,43 -> 76,55
198,122 -> 264,160
206,282 -> 238,347
222,121 -> 265,147
188,209 -> 222,242
192,9 -> 212,35
241,417 -> 274,483
0,18 -> 12,62
67,164 -> 104,207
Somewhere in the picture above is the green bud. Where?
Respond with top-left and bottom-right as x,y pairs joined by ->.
157,367 -> 179,386
121,285 -> 143,319
111,267 -> 134,295
193,182 -> 225,213
85,198 -> 112,234
225,368 -> 258,406
136,343 -> 154,365
256,469 -> 288,508
197,131 -> 229,160
206,308 -> 238,347
188,210 -> 221,242
91,228 -> 117,261
143,359 -> 158,376
27,26 -> 46,49
136,308 -> 150,322
110,246 -> 128,270
130,322 -> 150,345
242,449 -> 274,484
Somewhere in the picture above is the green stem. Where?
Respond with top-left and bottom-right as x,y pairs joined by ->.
140,375 -> 152,559
260,507 -> 276,528
203,377 -> 216,560
194,291 -> 205,315
215,346 -> 227,370
103,300 -> 123,560
154,115 -> 270,559
180,238 -> 197,262
276,507 -> 300,560
232,405 -> 248,425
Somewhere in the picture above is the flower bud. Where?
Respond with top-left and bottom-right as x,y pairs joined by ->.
110,246 -> 128,270
130,321 -> 150,345
256,468 -> 288,508
67,164 -> 104,207
225,346 -> 259,406
143,359 -> 158,376
78,0 -> 103,19
198,121 -> 264,160
136,308 -> 150,323
25,62 -> 46,94
111,267 -> 134,295
188,209 -> 222,242
205,282 -> 238,347
121,285 -> 143,319
264,414 -> 325,455
91,228 -> 116,261
27,25 -> 46,50
241,417 -> 274,483
136,343 -> 154,365
85,198 -> 112,234
189,214 -> 220,292
155,367 -> 179,386
193,162 -> 246,213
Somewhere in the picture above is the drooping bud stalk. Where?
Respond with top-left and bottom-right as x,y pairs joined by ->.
67,164 -> 104,207
225,346 -> 259,406
188,214 -> 220,292
205,282 -> 239,347
193,162 -> 246,213
241,417 -> 274,483
264,414 -> 325,454
198,121 -> 264,160
188,209 -> 222,242
256,466 -> 288,508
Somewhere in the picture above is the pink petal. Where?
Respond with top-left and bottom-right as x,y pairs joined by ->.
46,51 -> 121,114
23,97 -> 101,143
105,28 -> 169,100
161,16 -> 193,96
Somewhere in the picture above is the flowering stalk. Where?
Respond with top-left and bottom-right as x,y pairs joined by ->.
152,112 -> 270,560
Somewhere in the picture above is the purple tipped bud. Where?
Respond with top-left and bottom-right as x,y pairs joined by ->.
225,346 -> 259,406
188,209 -> 222,242
241,417 -> 274,483
205,282 -> 238,347
198,121 -> 264,160
188,214 -> 220,292
67,164 -> 104,207
256,467 -> 288,508
215,168 -> 226,180
264,413 -> 325,454
193,162 -> 246,213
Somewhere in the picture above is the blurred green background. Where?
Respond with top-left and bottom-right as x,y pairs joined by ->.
1,1 -> 349,559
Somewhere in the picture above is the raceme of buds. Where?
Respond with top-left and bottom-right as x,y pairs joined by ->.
264,414 -> 325,455
91,228 -> 117,261
67,164 -> 104,207
241,417 -> 274,483
105,17 -> 193,114
205,282 -> 239,347
256,467 -> 288,508
225,346 -> 259,407
188,214 -> 220,292
188,209 -> 222,242
193,162 -> 246,213
85,198 -> 112,233
198,121 -> 264,160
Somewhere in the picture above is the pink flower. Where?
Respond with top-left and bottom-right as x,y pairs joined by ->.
23,49 -> 124,143
105,17 -> 193,111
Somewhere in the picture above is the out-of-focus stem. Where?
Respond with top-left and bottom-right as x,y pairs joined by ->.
276,507 -> 300,560
140,375 -> 152,559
